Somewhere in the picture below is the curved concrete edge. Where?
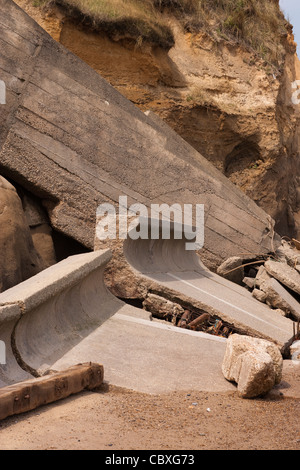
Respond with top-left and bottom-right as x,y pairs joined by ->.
0,304 -> 31,387
0,250 -> 122,385
0,248 -> 234,395
0,250 -> 113,312
120,223 -> 294,348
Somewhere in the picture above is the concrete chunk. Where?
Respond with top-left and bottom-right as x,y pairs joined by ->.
0,248 -> 233,394
252,288 -> 267,303
252,266 -> 300,318
243,277 -> 256,289
222,334 -> 283,398
265,260 -> 300,296
142,293 -> 184,320
0,0 -> 279,273
267,278 -> 300,320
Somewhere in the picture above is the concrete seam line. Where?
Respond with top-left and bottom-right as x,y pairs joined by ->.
167,273 -> 290,335
113,313 -> 227,343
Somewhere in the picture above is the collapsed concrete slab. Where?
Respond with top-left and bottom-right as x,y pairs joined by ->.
0,0 -> 280,276
265,260 -> 300,296
109,221 -> 294,349
260,277 -> 300,320
0,249 -> 235,395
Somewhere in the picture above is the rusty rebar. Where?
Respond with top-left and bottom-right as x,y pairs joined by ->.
187,313 -> 210,330
178,310 -> 192,328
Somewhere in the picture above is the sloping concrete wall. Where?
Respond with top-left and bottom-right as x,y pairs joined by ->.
0,249 -> 234,394
0,250 -> 117,386
0,0 -> 280,272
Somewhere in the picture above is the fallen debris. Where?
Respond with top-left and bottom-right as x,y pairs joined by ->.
216,240 -> 300,324
142,294 -> 184,324
142,295 -> 236,338
277,240 -> 300,267
0,363 -> 104,421
217,257 -> 245,285
178,309 -> 192,328
176,310 -> 236,338
252,288 -> 268,303
266,278 -> 300,320
222,334 -> 283,398
265,259 -> 300,296
186,313 -> 210,330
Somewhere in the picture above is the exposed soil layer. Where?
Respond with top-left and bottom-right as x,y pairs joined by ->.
0,383 -> 299,450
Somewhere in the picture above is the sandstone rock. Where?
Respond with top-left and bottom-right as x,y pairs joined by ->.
30,224 -> 57,268
21,193 -> 57,268
265,260 -> 300,296
22,193 -> 49,228
217,257 -> 244,285
0,176 -> 45,292
222,334 -> 283,398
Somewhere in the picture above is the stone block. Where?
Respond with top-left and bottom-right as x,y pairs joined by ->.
222,334 -> 283,398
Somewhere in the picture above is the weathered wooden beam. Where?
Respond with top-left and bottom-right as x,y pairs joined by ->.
0,363 -> 104,421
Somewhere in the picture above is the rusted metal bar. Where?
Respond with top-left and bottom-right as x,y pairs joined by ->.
178,310 -> 192,328
187,313 -> 210,330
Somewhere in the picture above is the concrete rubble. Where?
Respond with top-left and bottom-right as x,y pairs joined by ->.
222,334 -> 283,398
231,239 -> 300,326
0,249 -> 236,396
0,0 -> 299,417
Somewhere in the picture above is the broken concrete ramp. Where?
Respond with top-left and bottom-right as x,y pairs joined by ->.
0,249 -> 234,394
122,228 -> 294,349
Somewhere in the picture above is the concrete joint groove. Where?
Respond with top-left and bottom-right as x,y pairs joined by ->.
11,319 -> 40,378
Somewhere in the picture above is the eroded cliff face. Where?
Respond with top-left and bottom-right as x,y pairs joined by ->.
14,0 -> 300,239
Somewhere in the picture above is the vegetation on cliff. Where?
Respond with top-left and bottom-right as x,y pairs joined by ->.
34,0 -> 292,68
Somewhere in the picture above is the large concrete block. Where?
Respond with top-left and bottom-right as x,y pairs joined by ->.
0,0 -> 279,275
222,334 -> 283,398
